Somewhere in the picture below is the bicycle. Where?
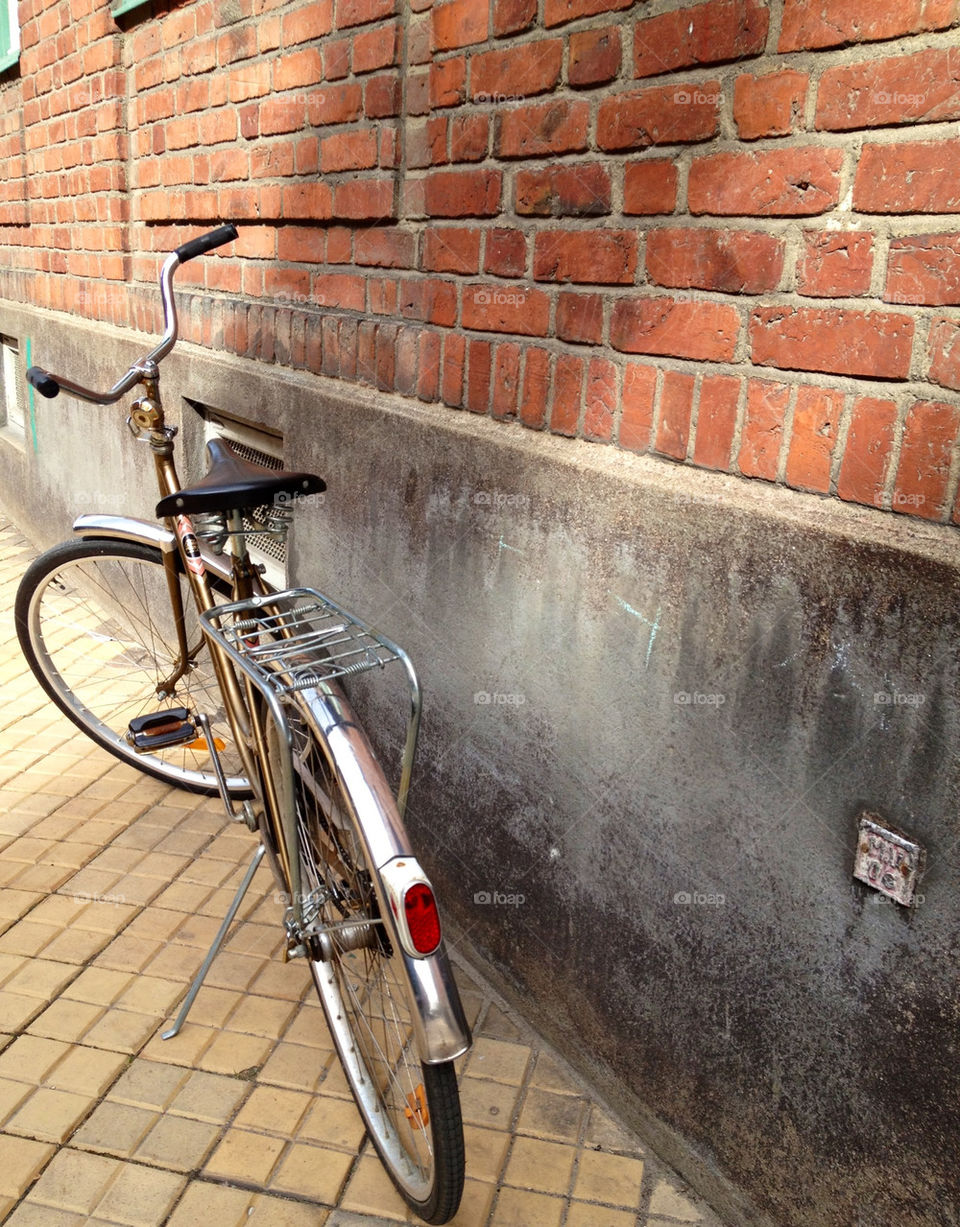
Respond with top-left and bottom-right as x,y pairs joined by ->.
13,225 -> 471,1224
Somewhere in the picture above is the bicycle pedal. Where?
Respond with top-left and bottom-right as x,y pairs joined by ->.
126,708 -> 197,752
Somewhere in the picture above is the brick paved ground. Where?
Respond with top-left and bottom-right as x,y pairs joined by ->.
0,511 -> 725,1227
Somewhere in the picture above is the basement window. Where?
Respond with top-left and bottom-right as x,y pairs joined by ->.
0,0 -> 20,74
110,0 -> 151,17
0,336 -> 24,437
193,404 -> 288,589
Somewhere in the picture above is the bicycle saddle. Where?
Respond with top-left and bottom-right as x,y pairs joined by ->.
156,438 -> 326,516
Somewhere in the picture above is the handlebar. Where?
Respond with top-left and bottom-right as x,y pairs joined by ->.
26,224 -> 238,404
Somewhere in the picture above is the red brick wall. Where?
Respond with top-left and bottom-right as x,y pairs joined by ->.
3,0 -> 960,522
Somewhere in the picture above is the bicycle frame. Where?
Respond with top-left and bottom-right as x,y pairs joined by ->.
65,361 -> 470,1066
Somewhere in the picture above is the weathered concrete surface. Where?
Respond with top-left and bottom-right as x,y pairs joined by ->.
3,305 -> 960,1227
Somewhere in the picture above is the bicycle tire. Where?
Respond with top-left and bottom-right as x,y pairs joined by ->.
269,707 -> 465,1223
14,537 -> 250,797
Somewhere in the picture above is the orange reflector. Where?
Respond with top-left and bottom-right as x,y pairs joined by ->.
403,883 -> 441,955
404,1084 -> 429,1129
184,736 -> 225,753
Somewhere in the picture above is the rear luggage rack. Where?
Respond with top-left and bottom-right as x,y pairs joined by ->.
199,588 -> 421,819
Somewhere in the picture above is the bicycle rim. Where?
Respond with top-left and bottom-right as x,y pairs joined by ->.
283,713 -> 464,1221
16,540 -> 248,795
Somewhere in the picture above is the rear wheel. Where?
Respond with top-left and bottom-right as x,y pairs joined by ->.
15,537 -> 248,796
275,711 -> 465,1223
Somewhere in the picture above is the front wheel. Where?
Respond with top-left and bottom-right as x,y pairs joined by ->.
14,537 -> 249,796
276,710 -> 465,1223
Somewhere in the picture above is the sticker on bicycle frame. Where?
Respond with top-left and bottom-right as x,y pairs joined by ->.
175,515 -> 206,577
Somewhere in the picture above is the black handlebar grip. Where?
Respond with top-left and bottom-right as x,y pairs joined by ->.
27,367 -> 60,399
174,224 -> 239,264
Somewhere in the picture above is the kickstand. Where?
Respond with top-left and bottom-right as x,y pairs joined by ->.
161,843 -> 266,1040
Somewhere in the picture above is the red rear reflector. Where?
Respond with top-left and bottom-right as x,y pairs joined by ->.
403,883 -> 441,954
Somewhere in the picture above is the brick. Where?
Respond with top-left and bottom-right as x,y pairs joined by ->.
422,226 -> 481,273
623,160 -> 677,215
431,56 -> 466,108
816,49 -> 960,132
619,362 -> 657,450
337,0 -> 395,29
399,278 -> 458,325
734,70 -> 808,140
551,354 -> 583,435
451,113 -> 488,161
352,21 -> 399,73
278,225 -> 326,264
689,147 -> 843,215
333,177 -> 395,219
886,234 -> 960,306
534,229 -> 637,284
442,331 -> 465,405
367,72 -> 400,117
633,0 -> 769,79
407,69 -> 431,115
544,0 -> 632,26
471,39 -> 564,101
597,82 -> 720,150
282,181 -> 334,218
496,99 -> 590,158
796,231 -> 874,298
557,292 -> 603,344
569,26 -> 621,87
610,297 -> 740,361
655,371 -> 695,460
645,228 -> 784,294
855,139 -> 960,213
779,0 -> 960,51
494,0 -> 537,37
583,356 -> 617,441
929,316 -> 960,390
324,37 -> 351,78
423,168 -> 501,217
320,130 -> 378,172
281,1 -> 333,43
492,341 -> 521,418
307,82 -> 363,125
369,276 -> 399,315
837,396 -> 898,505
314,271 -> 365,311
432,0 -> 488,50
739,380 -> 789,480
893,400 -> 960,518
785,386 -> 842,493
407,116 -> 447,168
515,163 -> 611,217
273,47 -> 322,91
376,322 -> 399,390
418,330 -> 441,400
693,374 -> 740,469
520,346 -> 551,428
484,228 -> 526,276
750,307 -> 913,379
462,283 -> 550,335
354,227 -> 416,268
